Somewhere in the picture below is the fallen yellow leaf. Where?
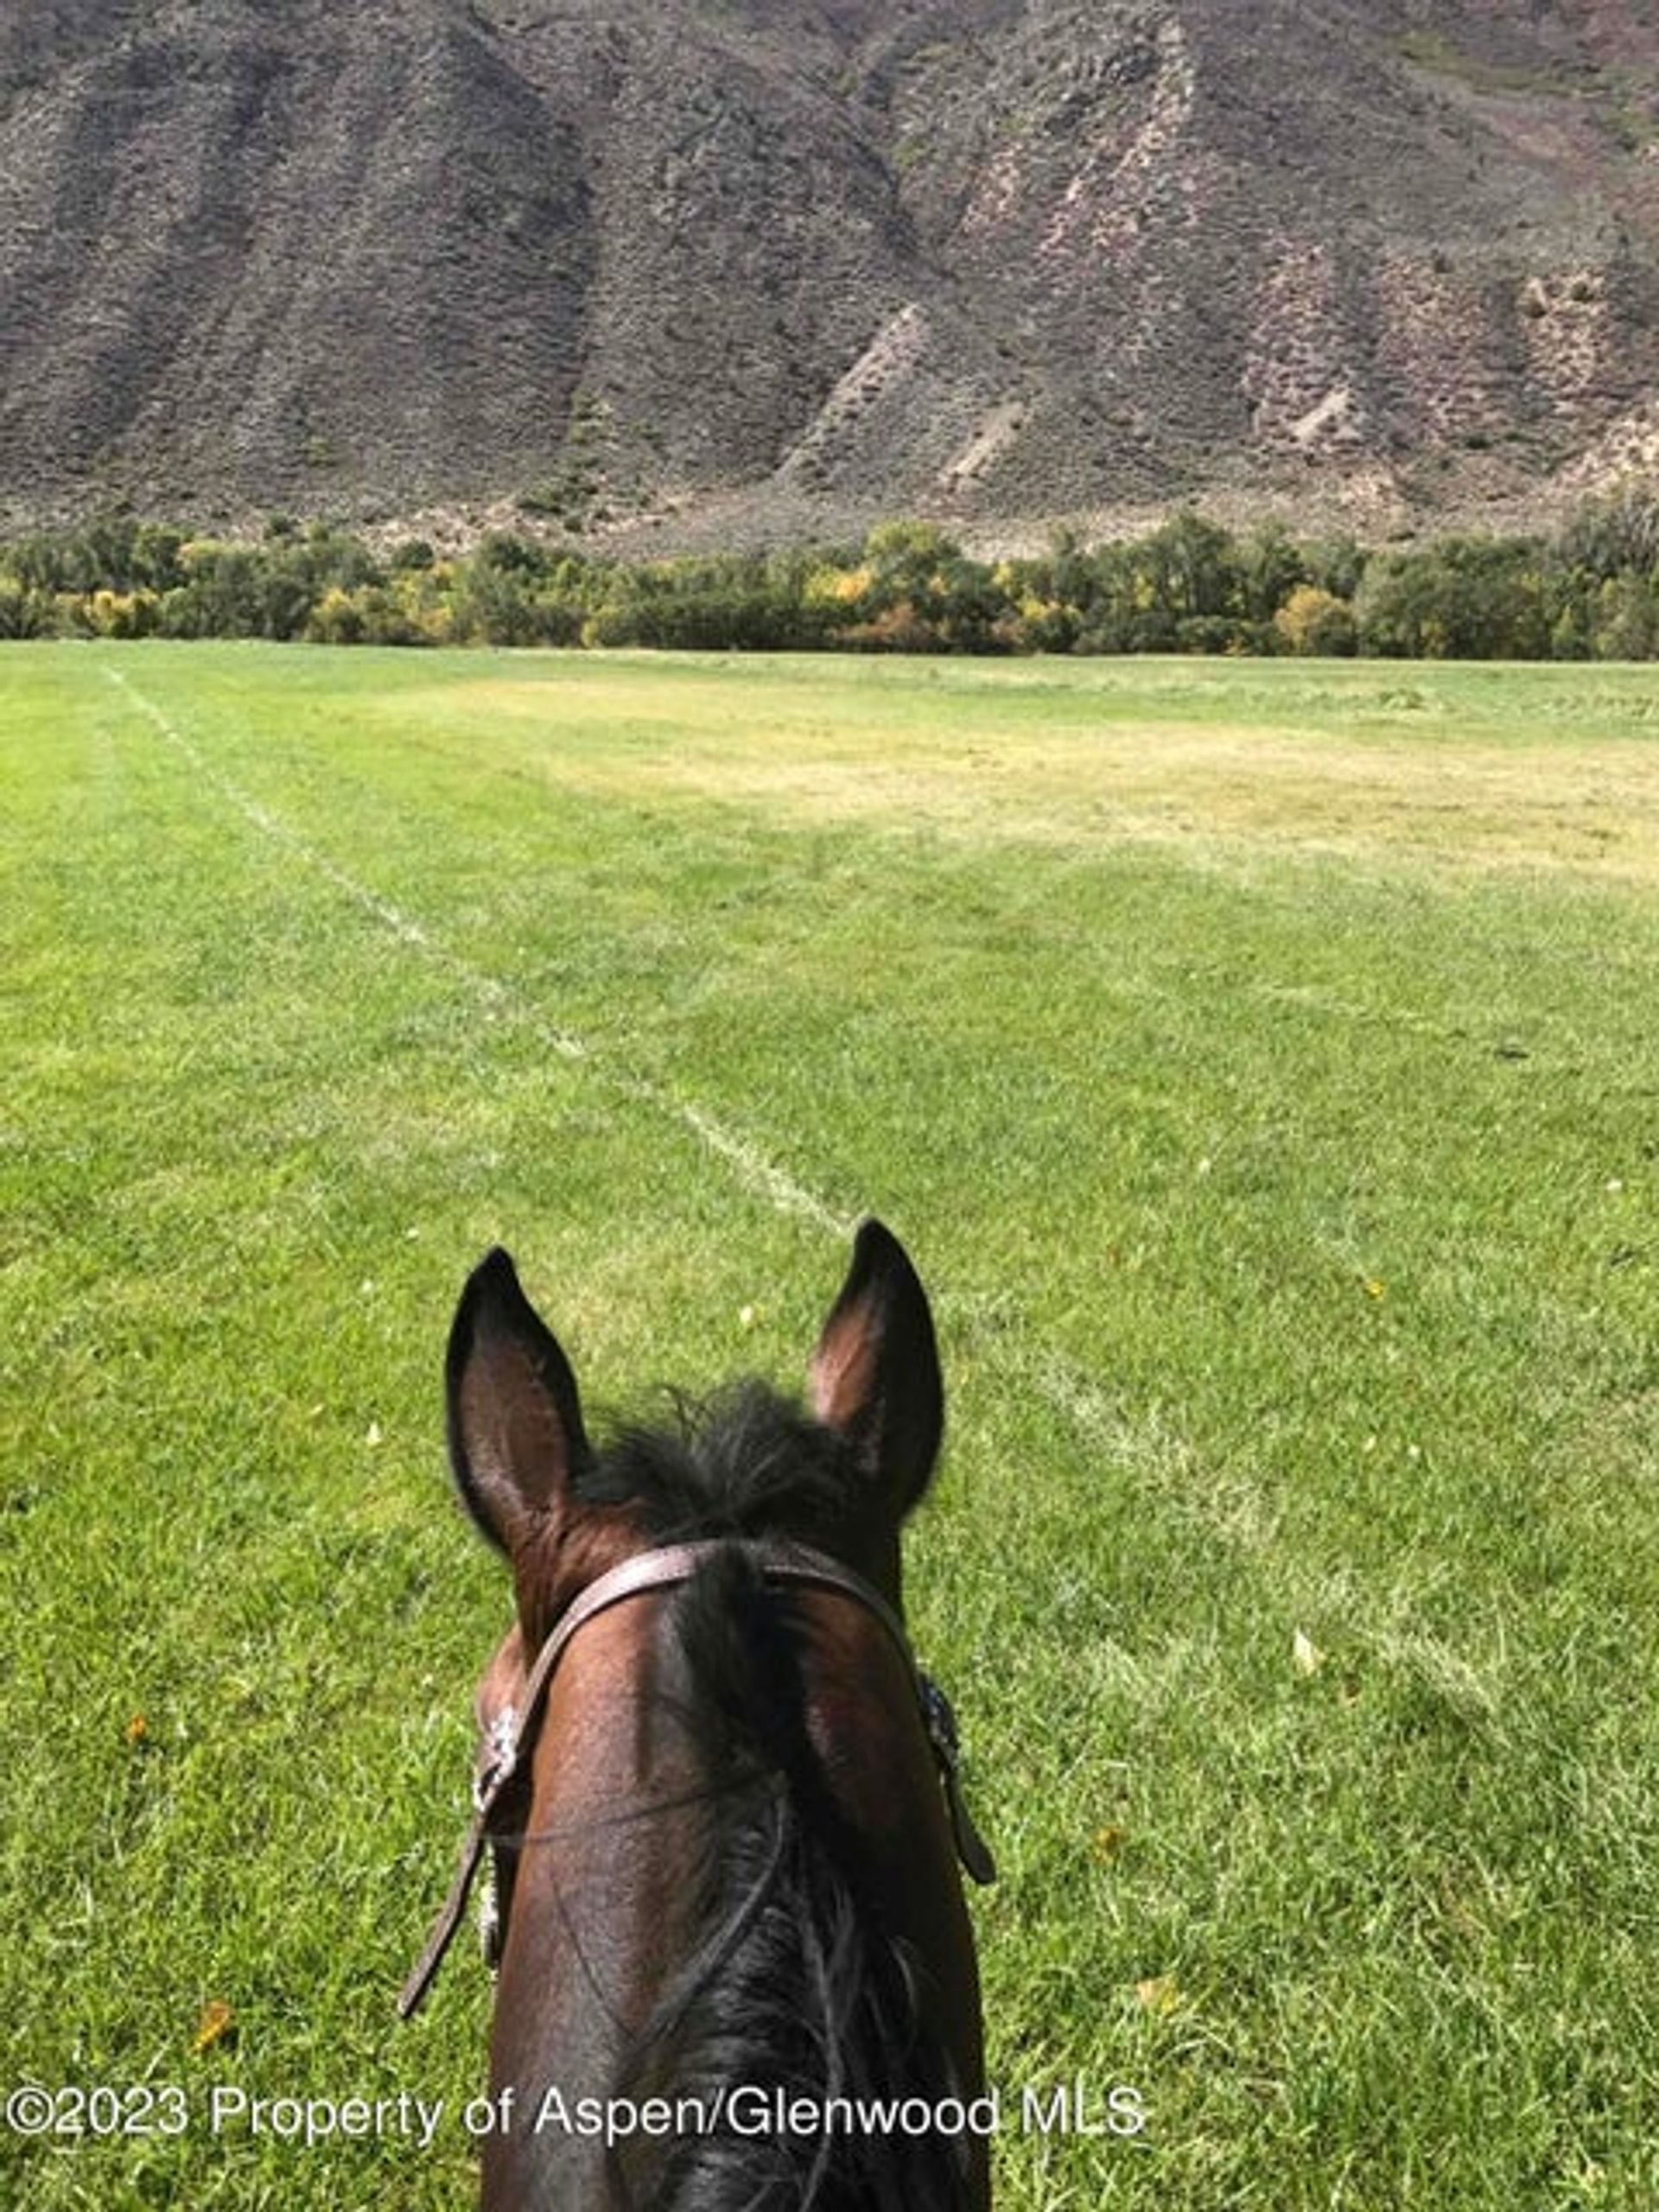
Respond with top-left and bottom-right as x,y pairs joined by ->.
191,2000 -> 234,2055
1293,1629 -> 1326,1676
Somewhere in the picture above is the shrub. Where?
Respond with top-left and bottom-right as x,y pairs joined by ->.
1274,584 -> 1357,657
85,588 -> 162,639
0,575 -> 59,637
306,586 -> 368,645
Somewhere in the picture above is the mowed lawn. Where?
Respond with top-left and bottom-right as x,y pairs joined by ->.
3,640 -> 1656,2210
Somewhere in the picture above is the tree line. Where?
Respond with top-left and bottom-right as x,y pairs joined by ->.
3,495 -> 1658,658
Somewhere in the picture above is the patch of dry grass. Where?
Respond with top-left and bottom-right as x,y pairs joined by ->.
423,659 -> 1659,881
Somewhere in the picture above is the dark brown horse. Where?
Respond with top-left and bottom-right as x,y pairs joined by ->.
403,1220 -> 994,2209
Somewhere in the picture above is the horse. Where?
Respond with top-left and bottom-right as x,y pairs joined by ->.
401,1218 -> 995,2209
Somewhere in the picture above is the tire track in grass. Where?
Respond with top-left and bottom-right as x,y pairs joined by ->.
101,662 -> 849,1237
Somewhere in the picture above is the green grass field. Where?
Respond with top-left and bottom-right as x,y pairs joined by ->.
3,641 -> 1656,2209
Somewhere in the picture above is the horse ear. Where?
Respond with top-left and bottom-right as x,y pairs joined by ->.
446,1249 -> 589,1557
810,1219 -> 943,1520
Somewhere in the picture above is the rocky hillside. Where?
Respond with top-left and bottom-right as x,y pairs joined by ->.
3,0 -> 1657,541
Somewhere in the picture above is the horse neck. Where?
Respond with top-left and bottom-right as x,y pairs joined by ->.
481,1586 -> 988,2211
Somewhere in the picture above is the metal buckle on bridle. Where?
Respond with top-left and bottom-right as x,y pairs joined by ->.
399,1539 -> 995,2018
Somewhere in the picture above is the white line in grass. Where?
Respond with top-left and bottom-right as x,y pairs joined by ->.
102,663 -> 849,1236
105,668 -> 1283,1556
1026,1348 -> 1281,1560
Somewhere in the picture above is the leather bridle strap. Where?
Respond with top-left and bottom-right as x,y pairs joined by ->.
397,1537 -> 994,2019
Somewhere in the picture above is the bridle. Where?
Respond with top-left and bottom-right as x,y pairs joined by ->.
399,1537 -> 996,2018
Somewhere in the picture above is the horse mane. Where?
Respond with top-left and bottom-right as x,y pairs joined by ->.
580,1389 -> 969,2210
577,1381 -> 856,1543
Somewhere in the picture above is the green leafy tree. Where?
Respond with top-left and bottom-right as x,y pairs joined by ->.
1136,512 -> 1238,621
1356,538 -> 1548,660
1236,523 -> 1306,623
1591,574 -> 1659,660
1557,489 -> 1659,582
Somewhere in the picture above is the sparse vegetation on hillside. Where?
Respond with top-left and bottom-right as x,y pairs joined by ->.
2,0 -> 1657,532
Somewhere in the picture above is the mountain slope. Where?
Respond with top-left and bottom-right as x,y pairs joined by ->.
2,0 -> 1656,536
